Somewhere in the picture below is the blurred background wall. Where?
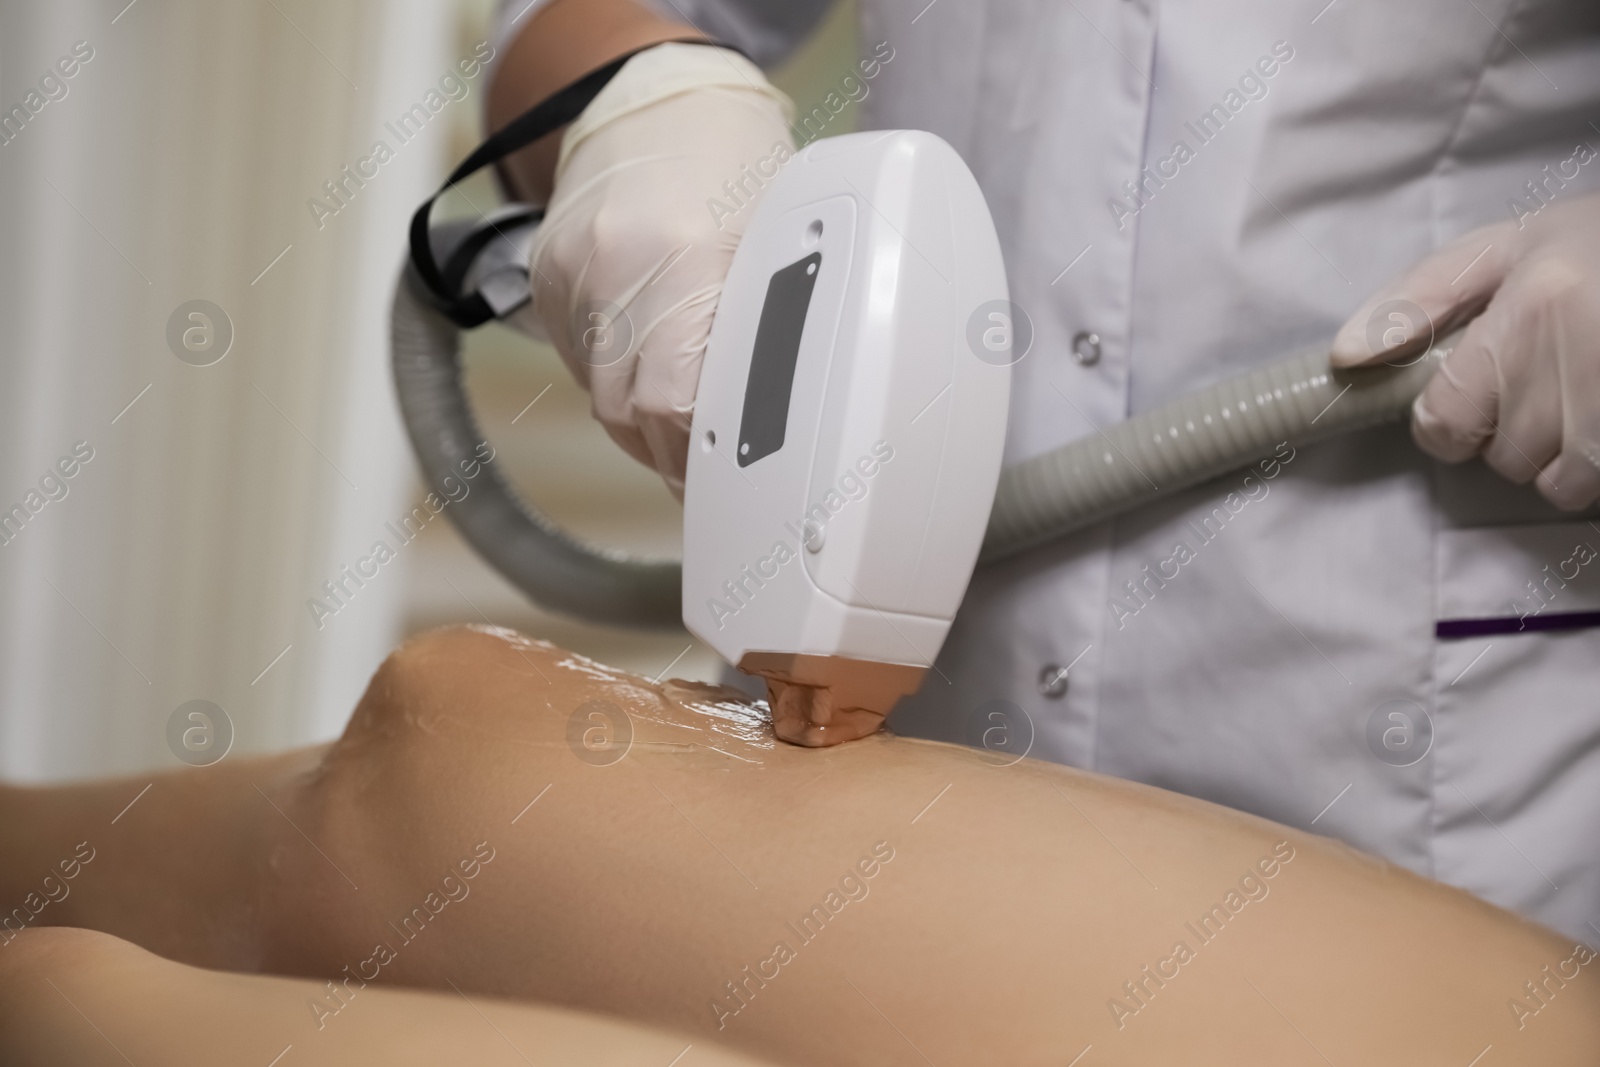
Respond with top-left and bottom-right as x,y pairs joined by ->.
0,0 -> 858,781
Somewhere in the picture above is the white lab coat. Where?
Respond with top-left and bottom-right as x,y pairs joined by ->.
498,0 -> 1600,942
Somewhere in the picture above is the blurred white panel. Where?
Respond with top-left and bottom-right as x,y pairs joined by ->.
0,0 -> 463,780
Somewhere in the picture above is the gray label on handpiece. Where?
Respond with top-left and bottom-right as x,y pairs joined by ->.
736,252 -> 821,467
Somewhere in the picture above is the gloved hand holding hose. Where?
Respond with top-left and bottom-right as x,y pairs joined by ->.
1331,190 -> 1600,510
490,2 -> 794,498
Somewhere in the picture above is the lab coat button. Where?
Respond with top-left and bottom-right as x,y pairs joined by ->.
1071,331 -> 1102,366
1038,664 -> 1070,698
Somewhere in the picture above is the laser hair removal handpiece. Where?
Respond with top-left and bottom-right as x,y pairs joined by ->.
681,132 -> 1011,745
399,120 -> 1458,747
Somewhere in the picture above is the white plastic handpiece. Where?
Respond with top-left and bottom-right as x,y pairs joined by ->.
682,130 -> 1012,744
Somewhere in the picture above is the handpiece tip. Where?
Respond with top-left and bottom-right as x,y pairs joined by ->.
766,677 -> 885,747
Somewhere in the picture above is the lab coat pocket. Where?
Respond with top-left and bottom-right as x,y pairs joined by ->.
1430,521 -> 1600,942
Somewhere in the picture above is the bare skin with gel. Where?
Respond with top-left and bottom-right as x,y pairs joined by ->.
0,624 -> 1595,1065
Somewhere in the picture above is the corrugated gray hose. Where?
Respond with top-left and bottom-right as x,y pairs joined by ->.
393,257 -> 1457,623
392,268 -> 682,627
981,330 -> 1460,563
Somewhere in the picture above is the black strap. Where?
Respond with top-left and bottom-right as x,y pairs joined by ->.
408,39 -> 737,328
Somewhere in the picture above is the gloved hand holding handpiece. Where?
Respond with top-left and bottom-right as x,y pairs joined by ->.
497,26 -> 794,498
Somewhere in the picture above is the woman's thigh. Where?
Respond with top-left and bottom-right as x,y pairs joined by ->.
0,926 -> 775,1067
263,625 -> 1600,1066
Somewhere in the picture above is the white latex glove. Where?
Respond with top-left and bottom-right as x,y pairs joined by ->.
529,43 -> 794,497
1331,188 -> 1600,511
